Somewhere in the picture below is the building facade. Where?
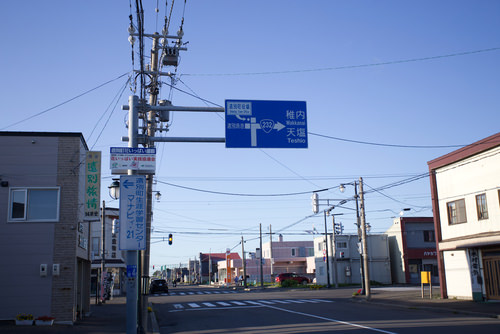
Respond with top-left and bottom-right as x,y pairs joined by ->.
428,132 -> 500,301
386,217 -> 438,284
262,234 -> 315,280
314,234 -> 391,286
0,132 -> 92,323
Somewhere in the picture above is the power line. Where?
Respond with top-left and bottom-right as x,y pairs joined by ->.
1,72 -> 129,130
182,47 -> 500,76
309,132 -> 466,149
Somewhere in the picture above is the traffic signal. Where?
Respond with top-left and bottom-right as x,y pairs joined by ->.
168,233 -> 173,245
311,193 -> 319,214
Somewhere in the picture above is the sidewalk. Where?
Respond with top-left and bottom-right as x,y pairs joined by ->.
0,297 -> 155,334
354,286 -> 500,320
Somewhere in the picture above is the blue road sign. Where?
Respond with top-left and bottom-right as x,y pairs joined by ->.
225,100 -> 308,148
119,175 -> 147,250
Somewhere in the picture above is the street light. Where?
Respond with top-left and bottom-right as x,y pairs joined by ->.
155,191 -> 162,201
108,179 -> 120,200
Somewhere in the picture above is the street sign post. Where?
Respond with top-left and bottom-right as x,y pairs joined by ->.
225,100 -> 308,148
119,175 -> 147,251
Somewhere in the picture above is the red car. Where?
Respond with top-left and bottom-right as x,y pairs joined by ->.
275,273 -> 310,285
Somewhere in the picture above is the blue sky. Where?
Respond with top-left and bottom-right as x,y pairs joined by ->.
2,1 -> 499,271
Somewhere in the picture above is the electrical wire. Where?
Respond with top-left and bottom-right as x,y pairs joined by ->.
90,77 -> 131,150
1,72 -> 129,130
182,47 -> 500,76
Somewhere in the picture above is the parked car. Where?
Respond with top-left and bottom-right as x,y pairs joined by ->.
275,273 -> 310,285
150,279 -> 169,294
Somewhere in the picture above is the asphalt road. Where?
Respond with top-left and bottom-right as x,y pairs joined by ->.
151,286 -> 500,334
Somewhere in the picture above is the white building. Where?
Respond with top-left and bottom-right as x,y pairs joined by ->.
314,234 -> 391,286
428,132 -> 500,301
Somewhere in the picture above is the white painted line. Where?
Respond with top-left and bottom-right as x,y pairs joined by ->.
216,302 -> 231,306
230,301 -> 246,306
187,292 -> 194,295
309,299 -> 334,303
284,299 -> 305,303
173,304 -> 184,309
187,303 -> 201,308
269,300 -> 289,304
264,305 -> 398,334
213,291 -> 221,294
178,292 -> 186,295
202,302 -> 216,307
257,300 -> 275,304
244,300 -> 262,305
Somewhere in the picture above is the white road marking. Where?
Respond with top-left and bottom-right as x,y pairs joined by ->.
264,304 -> 398,334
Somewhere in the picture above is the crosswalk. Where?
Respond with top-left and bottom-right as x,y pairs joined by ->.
152,290 -> 241,296
169,299 -> 333,312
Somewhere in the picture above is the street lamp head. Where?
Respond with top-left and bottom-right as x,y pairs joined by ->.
155,191 -> 162,201
339,184 -> 345,193
108,179 -> 120,200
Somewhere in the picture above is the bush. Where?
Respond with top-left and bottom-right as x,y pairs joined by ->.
279,279 -> 299,288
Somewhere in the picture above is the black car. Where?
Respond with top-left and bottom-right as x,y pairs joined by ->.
149,279 -> 168,294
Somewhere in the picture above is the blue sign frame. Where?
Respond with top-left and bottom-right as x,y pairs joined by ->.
118,175 -> 147,250
225,100 -> 308,148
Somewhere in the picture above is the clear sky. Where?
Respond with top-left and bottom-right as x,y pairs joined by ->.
2,1 -> 499,272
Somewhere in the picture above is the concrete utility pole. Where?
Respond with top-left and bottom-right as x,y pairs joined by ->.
259,224 -> 264,287
332,214 -> 338,289
323,210 -> 331,288
359,177 -> 371,300
100,200 -> 106,304
241,236 -> 247,288
269,224 -> 273,281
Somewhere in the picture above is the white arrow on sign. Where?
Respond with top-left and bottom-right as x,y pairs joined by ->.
250,118 -> 285,146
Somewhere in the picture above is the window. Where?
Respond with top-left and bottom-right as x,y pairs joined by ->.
307,247 -> 314,256
476,193 -> 488,220
336,241 -> 347,249
8,188 -> 60,222
447,199 -> 467,225
291,248 -> 297,257
92,237 -> 100,257
423,230 -> 435,242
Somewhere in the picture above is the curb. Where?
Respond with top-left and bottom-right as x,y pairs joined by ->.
149,302 -> 160,334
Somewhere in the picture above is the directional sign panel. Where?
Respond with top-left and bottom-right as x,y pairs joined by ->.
119,175 -> 147,250
225,100 -> 308,148
110,147 -> 156,175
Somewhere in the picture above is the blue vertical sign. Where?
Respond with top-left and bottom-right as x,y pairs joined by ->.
119,175 -> 146,250
225,100 -> 308,148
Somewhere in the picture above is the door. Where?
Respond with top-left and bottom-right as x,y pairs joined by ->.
483,251 -> 500,300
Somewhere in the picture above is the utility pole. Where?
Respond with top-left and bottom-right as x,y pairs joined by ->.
269,224 -> 273,281
241,236 -> 247,288
259,224 -> 264,288
332,214 -> 338,289
359,177 -> 371,300
208,251 -> 212,285
100,200 -> 106,304
138,32 -> 160,333
323,210 -> 331,288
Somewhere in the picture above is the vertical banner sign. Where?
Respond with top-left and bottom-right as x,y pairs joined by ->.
85,151 -> 101,220
226,248 -> 232,283
119,175 -> 147,250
